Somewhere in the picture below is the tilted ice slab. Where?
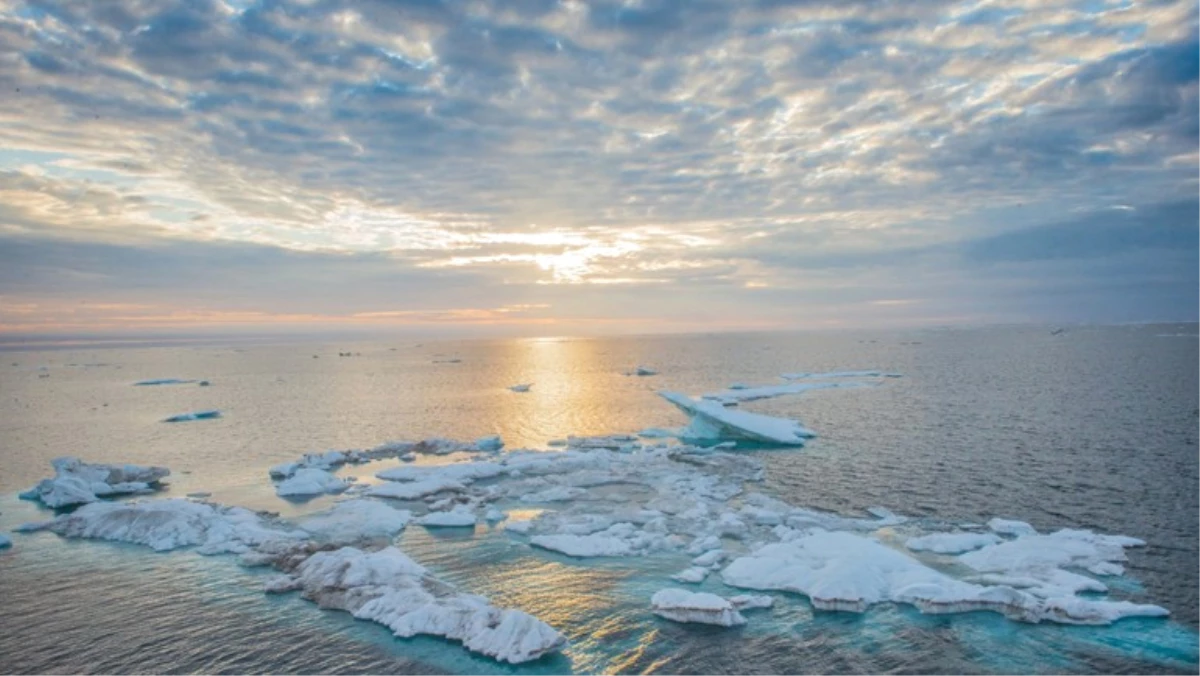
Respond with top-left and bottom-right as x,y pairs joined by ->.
906,532 -> 1002,554
702,380 -> 874,405
276,468 -> 350,497
660,391 -> 815,445
20,498 -> 304,554
721,530 -> 1167,625
651,588 -> 746,626
268,546 -> 567,664
20,457 -> 170,508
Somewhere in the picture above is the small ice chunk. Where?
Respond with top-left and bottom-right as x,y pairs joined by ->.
504,520 -> 534,534
546,439 -> 567,447
691,549 -> 726,568
729,594 -> 773,611
186,492 -> 212,499
475,435 -> 504,452
485,508 -> 507,523
0,533 -> 11,549
633,366 -> 658,376
417,507 -> 477,528
163,410 -> 221,422
134,378 -> 195,386
508,383 -> 532,393
906,532 -> 1002,554
671,567 -> 710,583
368,477 -> 467,500
275,468 -> 349,497
988,518 -> 1038,537
531,532 -> 635,557
651,589 -> 746,626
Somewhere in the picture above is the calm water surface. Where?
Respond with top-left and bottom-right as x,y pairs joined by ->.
0,325 -> 1196,674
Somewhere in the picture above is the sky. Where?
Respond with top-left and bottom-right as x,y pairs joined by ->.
0,0 -> 1196,337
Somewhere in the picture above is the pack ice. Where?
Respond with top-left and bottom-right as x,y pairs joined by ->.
19,457 -> 171,508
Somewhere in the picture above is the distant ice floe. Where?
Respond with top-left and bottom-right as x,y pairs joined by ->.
508,383 -> 532,393
625,366 -> 658,376
780,370 -> 901,380
134,378 -> 196,386
163,410 -> 221,423
701,380 -> 874,405
660,391 -> 816,445
19,457 -> 170,508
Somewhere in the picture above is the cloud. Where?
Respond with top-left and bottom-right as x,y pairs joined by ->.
0,0 -> 1196,333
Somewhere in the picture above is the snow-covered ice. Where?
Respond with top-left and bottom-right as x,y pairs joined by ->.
906,532 -> 1002,554
275,468 -> 349,497
989,518 -> 1038,537
297,500 -> 412,543
721,529 -> 1167,624
418,506 -> 477,528
651,589 -> 746,626
20,457 -> 171,508
660,391 -> 815,445
269,546 -> 567,663
671,567 -> 710,583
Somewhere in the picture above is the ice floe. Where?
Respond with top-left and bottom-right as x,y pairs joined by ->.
988,518 -> 1038,537
651,589 -> 746,626
508,383 -> 532,393
660,391 -> 815,445
20,457 -> 171,508
296,499 -> 412,543
905,532 -> 1002,554
417,506 -> 477,528
163,410 -> 221,422
0,533 -> 11,549
275,468 -> 350,497
19,498 -> 304,554
268,546 -> 567,664
702,380 -> 874,405
780,370 -> 901,380
721,529 -> 1167,624
134,378 -> 197,385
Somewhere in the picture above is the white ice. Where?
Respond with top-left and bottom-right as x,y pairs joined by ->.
988,518 -> 1038,537
20,498 -> 305,554
702,380 -> 873,405
275,468 -> 350,497
906,532 -> 1002,554
721,529 -> 1168,624
271,546 -> 567,664
650,588 -> 746,626
417,506 -> 477,528
297,499 -> 412,543
660,391 -> 815,445
20,457 -> 171,508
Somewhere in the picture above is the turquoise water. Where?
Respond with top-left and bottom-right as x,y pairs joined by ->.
0,325 -> 1196,673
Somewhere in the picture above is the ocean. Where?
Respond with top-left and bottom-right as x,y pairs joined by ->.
0,324 -> 1196,674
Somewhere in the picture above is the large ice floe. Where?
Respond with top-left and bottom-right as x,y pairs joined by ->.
20,495 -> 566,664
19,457 -> 171,508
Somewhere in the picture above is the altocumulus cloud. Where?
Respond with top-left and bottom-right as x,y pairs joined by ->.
0,0 -> 1195,334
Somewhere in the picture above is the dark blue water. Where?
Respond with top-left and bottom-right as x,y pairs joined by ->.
0,324 -> 1196,673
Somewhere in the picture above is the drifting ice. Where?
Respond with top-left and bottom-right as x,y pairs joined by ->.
163,410 -> 221,423
660,391 -> 815,445
651,589 -> 746,626
20,457 -> 170,508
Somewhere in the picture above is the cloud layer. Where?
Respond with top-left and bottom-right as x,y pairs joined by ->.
0,0 -> 1196,334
